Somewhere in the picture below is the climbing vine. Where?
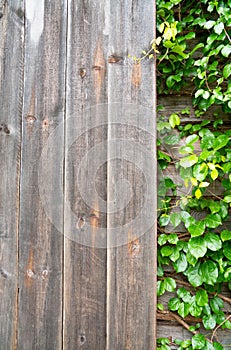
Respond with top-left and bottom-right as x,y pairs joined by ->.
131,0 -> 231,348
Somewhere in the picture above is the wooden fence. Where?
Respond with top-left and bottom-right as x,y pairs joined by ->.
0,0 -> 157,349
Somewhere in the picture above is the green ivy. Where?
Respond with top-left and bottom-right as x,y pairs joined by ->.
153,0 -> 231,349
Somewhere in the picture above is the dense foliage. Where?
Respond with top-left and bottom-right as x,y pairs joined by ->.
154,0 -> 231,349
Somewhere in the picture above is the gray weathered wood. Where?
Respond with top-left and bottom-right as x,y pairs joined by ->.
63,0 -> 108,348
18,1 -> 67,349
106,1 -> 157,349
0,0 -> 23,348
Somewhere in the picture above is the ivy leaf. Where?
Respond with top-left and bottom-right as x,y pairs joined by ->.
186,251 -> 198,266
186,264 -> 203,287
214,22 -> 224,35
178,302 -> 190,318
223,241 -> 231,260
189,300 -> 203,317
158,234 -> 168,246
202,314 -> 216,330
221,44 -> 231,57
213,135 -> 230,151
223,195 -> 231,203
223,63 -> 231,79
204,340 -> 216,350
163,277 -> 176,292
204,20 -> 216,29
200,260 -> 218,285
204,232 -> 222,251
159,215 -> 170,226
157,266 -> 164,277
213,342 -> 224,350
157,280 -> 165,296
204,214 -> 222,228
211,168 -> 219,180
180,155 -> 198,168
173,252 -> 188,273
168,297 -> 181,311
177,288 -> 192,302
188,221 -> 205,237
195,188 -> 202,199
169,113 -> 180,128
221,230 -> 231,242
185,134 -> 199,145
192,334 -> 206,349
157,303 -> 164,311
161,245 -> 174,257
188,236 -> 207,259
193,163 -> 208,182
210,296 -> 224,314
196,289 -> 208,306
170,212 -> 182,227
167,233 -> 178,245
209,201 -> 221,214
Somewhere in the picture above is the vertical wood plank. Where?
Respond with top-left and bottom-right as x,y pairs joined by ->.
18,1 -> 67,349
63,0 -> 108,348
0,1 -> 24,348
106,1 -> 157,349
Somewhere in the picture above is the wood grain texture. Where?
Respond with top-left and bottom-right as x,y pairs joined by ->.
63,0 -> 108,348
106,1 -> 157,349
0,1 -> 23,348
18,1 -> 67,349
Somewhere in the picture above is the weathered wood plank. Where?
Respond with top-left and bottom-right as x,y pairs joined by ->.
63,1 -> 108,348
0,1 -> 23,348
106,1 -> 157,349
18,1 -> 67,349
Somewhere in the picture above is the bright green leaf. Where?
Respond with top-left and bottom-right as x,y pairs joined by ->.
189,236 -> 207,259
200,260 -> 218,285
223,63 -> 231,79
192,333 -> 206,349
196,289 -> 208,306
180,155 -> 198,168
